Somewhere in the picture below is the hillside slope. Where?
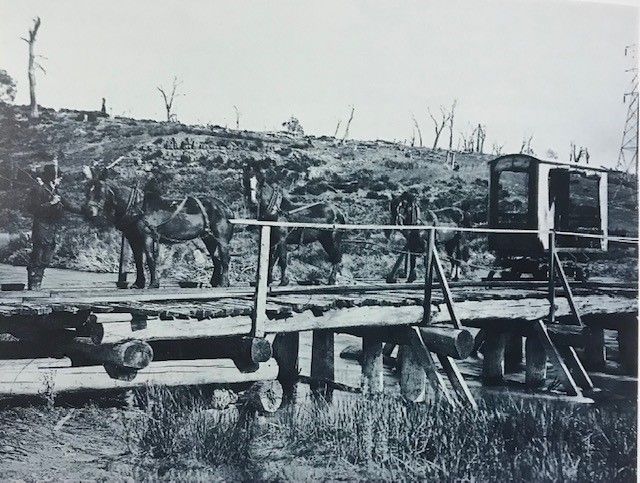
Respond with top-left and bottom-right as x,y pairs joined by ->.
0,104 -> 636,285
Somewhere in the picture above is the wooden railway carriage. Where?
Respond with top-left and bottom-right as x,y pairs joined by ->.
487,154 -> 609,279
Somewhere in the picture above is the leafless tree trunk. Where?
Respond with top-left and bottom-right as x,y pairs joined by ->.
428,104 -> 454,149
21,17 -> 43,120
333,120 -> 341,138
491,143 -> 504,155
447,100 -> 457,151
475,124 -> 486,154
157,76 -> 182,122
233,105 -> 240,129
341,106 -> 355,142
520,135 -> 534,155
411,113 -> 423,147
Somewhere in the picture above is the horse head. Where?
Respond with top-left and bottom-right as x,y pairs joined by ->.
82,164 -> 129,224
387,191 -> 420,233
242,159 -> 283,218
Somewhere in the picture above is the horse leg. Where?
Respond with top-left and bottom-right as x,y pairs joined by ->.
143,236 -> 159,289
202,236 -> 222,287
267,244 -> 278,286
386,244 -> 407,284
218,240 -> 231,287
407,251 -> 418,283
319,234 -> 342,285
444,239 -> 457,281
127,234 -> 146,289
278,241 -> 289,286
453,240 -> 461,281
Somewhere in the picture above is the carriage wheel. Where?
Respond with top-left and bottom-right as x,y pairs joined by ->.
502,269 -> 522,280
532,265 -> 548,281
574,267 -> 589,282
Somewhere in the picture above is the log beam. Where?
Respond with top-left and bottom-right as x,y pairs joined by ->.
398,345 -> 426,402
482,331 -> 506,385
504,334 -> 523,373
272,332 -> 299,400
582,327 -> 606,371
360,336 -> 383,395
525,335 -> 547,388
310,329 -> 334,402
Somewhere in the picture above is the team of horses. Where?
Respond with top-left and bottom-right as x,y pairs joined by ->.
78,159 -> 470,288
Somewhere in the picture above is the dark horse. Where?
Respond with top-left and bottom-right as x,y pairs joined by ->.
386,191 -> 470,283
242,161 -> 346,285
82,166 -> 234,288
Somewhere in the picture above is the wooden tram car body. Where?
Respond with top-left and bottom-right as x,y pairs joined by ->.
487,154 -> 608,278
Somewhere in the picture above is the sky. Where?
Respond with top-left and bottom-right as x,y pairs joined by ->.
0,0 -> 637,168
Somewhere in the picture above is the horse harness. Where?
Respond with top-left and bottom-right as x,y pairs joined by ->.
109,182 -> 213,243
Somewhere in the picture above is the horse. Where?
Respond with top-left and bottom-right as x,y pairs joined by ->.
242,161 -> 346,285
82,166 -> 234,288
385,191 -> 470,283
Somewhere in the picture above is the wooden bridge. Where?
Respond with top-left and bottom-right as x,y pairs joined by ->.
0,219 -> 637,410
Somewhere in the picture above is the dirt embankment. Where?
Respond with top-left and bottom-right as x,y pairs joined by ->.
0,103 -> 636,284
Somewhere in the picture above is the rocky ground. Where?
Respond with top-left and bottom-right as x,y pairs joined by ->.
0,103 -> 636,285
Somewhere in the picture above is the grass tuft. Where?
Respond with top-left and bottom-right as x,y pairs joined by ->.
125,386 -> 637,481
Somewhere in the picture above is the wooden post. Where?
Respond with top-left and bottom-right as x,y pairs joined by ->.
116,234 -> 128,288
525,335 -> 547,388
310,329 -> 335,402
553,251 -> 583,326
482,330 -> 506,385
422,228 -> 435,325
361,336 -> 383,395
504,334 -> 524,373
398,345 -> 426,402
432,247 -> 462,329
405,327 -> 456,405
618,324 -> 638,375
533,320 -> 582,397
272,332 -> 299,400
548,231 -> 556,323
557,345 -> 594,390
437,353 -> 477,409
583,327 -> 606,371
252,225 -> 271,338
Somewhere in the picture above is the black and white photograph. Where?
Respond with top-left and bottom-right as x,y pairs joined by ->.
0,0 -> 638,480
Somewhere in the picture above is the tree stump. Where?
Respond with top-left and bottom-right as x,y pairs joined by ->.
398,345 -> 426,402
361,336 -> 383,395
244,380 -> 283,413
482,331 -> 507,385
525,335 -> 547,388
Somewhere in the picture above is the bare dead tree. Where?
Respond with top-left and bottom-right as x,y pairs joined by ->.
410,126 -> 416,147
341,105 -> 355,142
447,100 -> 457,151
491,142 -> 504,155
570,141 -> 577,162
233,105 -> 240,129
411,113 -> 423,147
475,124 -> 486,154
21,17 -> 44,119
520,134 -> 534,155
428,103 -> 456,150
157,76 -> 183,122
333,120 -> 341,138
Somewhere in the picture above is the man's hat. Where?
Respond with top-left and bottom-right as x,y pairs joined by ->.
41,159 -> 59,182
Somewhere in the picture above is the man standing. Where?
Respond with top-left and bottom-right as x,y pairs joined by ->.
27,159 -> 64,290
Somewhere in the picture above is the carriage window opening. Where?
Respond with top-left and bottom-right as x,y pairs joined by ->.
496,170 -> 529,225
566,172 -> 601,231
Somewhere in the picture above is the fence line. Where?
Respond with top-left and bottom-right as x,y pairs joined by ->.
229,218 -> 639,244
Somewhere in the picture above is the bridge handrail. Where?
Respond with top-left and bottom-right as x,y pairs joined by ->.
230,218 -> 639,244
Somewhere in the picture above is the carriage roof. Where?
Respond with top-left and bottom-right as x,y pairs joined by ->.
489,154 -> 610,174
